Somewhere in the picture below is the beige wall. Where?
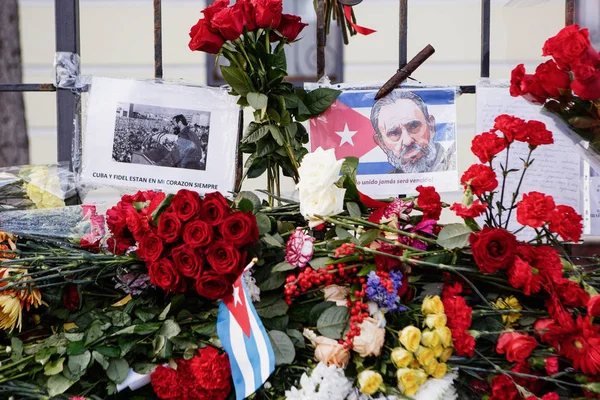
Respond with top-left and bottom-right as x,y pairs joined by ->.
19,0 -> 566,176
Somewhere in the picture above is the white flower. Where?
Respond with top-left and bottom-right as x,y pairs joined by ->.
323,285 -> 350,306
299,186 -> 346,228
367,302 -> 387,328
243,269 -> 261,302
414,373 -> 458,400
285,362 -> 353,400
286,229 -> 315,268
352,317 -> 386,357
297,147 -> 344,192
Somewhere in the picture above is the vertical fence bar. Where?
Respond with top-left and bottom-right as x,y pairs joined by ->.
480,0 -> 491,78
154,0 -> 163,79
565,0 -> 575,25
316,0 -> 326,79
399,0 -> 408,69
55,0 -> 80,165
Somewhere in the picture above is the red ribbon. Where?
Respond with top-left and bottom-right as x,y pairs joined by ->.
343,5 -> 376,36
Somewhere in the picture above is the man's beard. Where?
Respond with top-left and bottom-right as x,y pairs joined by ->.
385,141 -> 438,173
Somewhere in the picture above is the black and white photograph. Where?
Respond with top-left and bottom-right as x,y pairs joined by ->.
112,103 -> 210,171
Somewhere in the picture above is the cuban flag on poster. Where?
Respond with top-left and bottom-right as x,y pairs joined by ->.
217,275 -> 275,400
308,88 -> 459,197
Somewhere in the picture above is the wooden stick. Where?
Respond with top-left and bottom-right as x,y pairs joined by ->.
375,44 -> 435,100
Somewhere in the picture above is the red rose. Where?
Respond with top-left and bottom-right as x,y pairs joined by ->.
516,192 -> 555,228
212,7 -> 245,41
171,189 -> 202,222
195,271 -> 233,300
571,60 -> 600,101
510,64 -> 550,104
469,227 -> 517,274
545,356 -> 559,375
555,278 -> 590,308
233,0 -> 256,32
188,18 -> 226,54
201,192 -> 231,225
535,59 -> 571,97
206,240 -> 245,276
218,211 -> 259,247
449,200 -> 488,219
415,185 -> 442,221
460,164 -> 498,196
190,346 -> 232,391
589,296 -> 600,317
107,236 -> 134,255
493,114 -> 528,143
471,132 -> 507,163
172,244 -> 204,279
61,284 -> 80,311
158,212 -> 182,243
148,258 -> 187,294
277,14 -> 308,42
524,120 -> 554,147
183,220 -> 214,248
201,0 -> 230,22
542,25 -> 598,70
496,332 -> 537,363
151,365 -> 182,400
146,191 -> 166,216
137,233 -> 164,262
252,0 -> 282,28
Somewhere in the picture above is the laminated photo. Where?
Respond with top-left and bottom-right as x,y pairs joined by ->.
81,77 -> 240,194
309,87 -> 459,197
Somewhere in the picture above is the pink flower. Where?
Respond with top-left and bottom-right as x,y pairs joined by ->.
383,199 -> 414,221
285,228 -> 315,268
69,397 -> 87,400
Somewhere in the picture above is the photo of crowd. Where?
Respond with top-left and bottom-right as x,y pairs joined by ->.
112,103 -> 211,171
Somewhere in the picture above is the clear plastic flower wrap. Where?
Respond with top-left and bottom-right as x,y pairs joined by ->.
0,163 -> 78,210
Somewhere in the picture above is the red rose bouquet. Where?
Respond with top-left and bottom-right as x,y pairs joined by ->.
511,24 -> 600,171
106,189 -> 259,300
189,0 -> 340,199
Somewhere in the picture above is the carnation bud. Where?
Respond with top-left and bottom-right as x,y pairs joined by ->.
439,347 -> 453,363
415,346 -> 436,367
425,313 -> 448,330
399,326 -> 422,353
391,347 -> 414,368
422,295 -> 444,315
421,331 -> 441,348
435,326 -> 453,348
585,383 -> 600,394
357,370 -> 383,395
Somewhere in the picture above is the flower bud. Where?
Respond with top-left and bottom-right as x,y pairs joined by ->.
425,313 -> 447,330
439,347 -> 453,363
415,346 -> 435,367
435,326 -> 453,348
358,370 -> 383,395
421,330 -> 441,348
422,295 -> 444,315
399,326 -> 421,353
391,347 -> 413,369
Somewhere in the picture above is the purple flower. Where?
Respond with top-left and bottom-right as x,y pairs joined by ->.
114,272 -> 150,295
365,270 -> 406,313
400,219 -> 437,250
285,228 -> 315,268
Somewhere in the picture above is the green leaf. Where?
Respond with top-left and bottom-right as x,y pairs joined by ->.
304,88 -> 342,116
309,257 -> 332,270
94,346 -> 121,358
258,271 -> 286,291
263,233 -> 283,247
255,298 -> 289,319
341,156 -> 359,180
269,125 -> 284,146
357,264 -> 376,276
107,358 -> 130,384
158,303 -> 172,321
268,330 -> 296,365
270,50 -> 287,71
68,351 -> 91,377
255,138 -> 278,157
346,202 -> 361,218
243,122 -> 270,144
35,347 -> 56,366
235,191 -> 262,214
192,322 -> 217,338
133,322 -> 162,335
247,92 -> 269,110
221,65 -> 251,96
107,311 -> 132,327
237,198 -> 254,213
92,351 -> 110,370
267,108 -> 281,123
286,329 -> 306,349
436,223 -> 473,249
358,229 -> 381,246
272,261 -> 294,272
256,213 -> 272,235
85,320 -> 110,346
246,157 -> 268,179
64,333 -> 84,342
159,319 -> 181,339
151,194 -> 174,225
66,341 -> 86,356
153,335 -> 172,359
44,357 -> 65,376
133,363 -> 158,375
335,226 -> 353,239
134,308 -> 157,323
308,301 -> 336,324
317,306 -> 350,339
47,374 -> 75,397
10,337 -> 23,362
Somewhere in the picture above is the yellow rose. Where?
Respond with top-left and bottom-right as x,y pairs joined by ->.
432,344 -> 443,358
414,368 -> 428,385
424,359 -> 439,376
435,326 -> 453,348
353,317 -> 386,357
439,347 -> 453,363
399,326 -> 421,353
396,368 -> 419,388
433,362 -> 448,379
422,295 -> 444,315
358,370 -> 383,395
495,296 -> 522,326
421,331 -> 441,348
425,313 -> 448,330
415,346 -> 435,367
391,347 -> 414,368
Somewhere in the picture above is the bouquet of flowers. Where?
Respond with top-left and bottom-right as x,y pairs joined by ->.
188,0 -> 340,197
511,24 -> 600,171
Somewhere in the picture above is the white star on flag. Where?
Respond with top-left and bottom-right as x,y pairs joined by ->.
335,123 -> 358,146
232,284 -> 242,307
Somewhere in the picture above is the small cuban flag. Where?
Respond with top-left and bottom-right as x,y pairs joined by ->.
217,262 -> 275,400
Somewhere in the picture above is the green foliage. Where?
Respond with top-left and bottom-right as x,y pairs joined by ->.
436,223 -> 473,249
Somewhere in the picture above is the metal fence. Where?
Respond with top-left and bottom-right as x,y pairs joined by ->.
0,0 -> 576,166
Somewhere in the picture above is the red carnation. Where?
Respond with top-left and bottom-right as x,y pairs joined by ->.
493,114 -> 528,143
471,132 -> 507,163
508,244 -> 563,295
125,207 -> 150,241
148,258 -> 187,294
415,185 -> 442,221
451,328 -> 475,357
277,14 -> 308,42
469,227 -> 517,274
195,271 -> 233,300
157,212 -> 183,243
151,365 -> 182,400
460,164 -> 498,196
524,120 -> 554,147
137,233 -> 164,262
496,332 -> 537,363
545,356 -> 559,375
516,191 -> 555,228
562,316 -> 600,376
190,346 -> 232,391
106,202 -> 130,238
555,278 -> 590,308
172,244 -> 204,279
489,374 -> 520,400
170,189 -> 202,222
206,240 -> 245,277
183,219 -> 214,248
218,211 -> 259,248
548,204 -> 583,242
589,295 -> 600,317
253,0 -> 282,29
201,192 -> 231,225
450,200 -> 488,219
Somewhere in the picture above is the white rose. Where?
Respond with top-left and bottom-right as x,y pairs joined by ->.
297,147 -> 344,192
299,186 -> 346,228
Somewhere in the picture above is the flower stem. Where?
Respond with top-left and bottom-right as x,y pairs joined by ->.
327,215 -> 437,244
497,145 -> 511,227
504,148 -> 534,229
